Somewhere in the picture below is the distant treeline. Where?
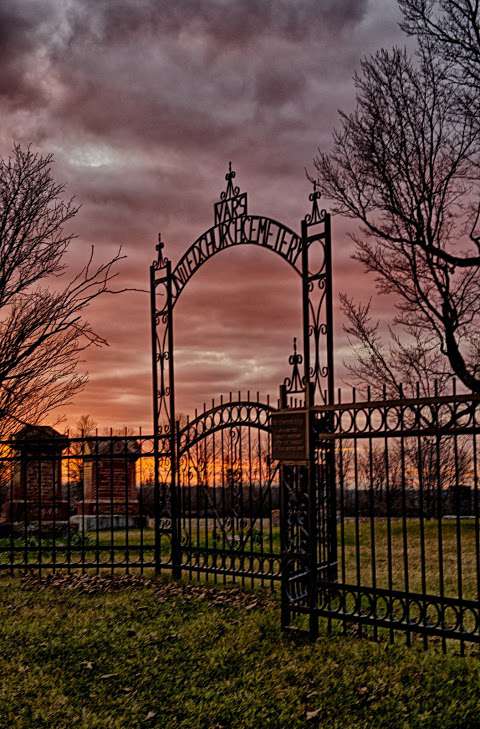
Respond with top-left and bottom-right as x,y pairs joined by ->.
136,484 -> 475,518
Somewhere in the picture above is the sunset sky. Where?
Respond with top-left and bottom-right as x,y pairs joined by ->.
0,0 -> 406,431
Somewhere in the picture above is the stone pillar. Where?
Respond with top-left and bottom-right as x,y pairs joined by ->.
1,425 -> 69,527
75,439 -> 140,522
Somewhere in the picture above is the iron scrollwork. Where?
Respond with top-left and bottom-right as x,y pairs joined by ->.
302,181 -> 334,407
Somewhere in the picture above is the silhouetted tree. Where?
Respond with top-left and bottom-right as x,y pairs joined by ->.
340,295 -> 453,399
339,295 -> 470,503
400,1 -> 480,97
66,414 -> 99,488
314,44 -> 480,393
0,145 -> 126,437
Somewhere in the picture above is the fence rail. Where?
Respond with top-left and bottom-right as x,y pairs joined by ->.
312,387 -> 480,652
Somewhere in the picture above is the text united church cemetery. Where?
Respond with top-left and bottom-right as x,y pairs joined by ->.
172,189 -> 302,297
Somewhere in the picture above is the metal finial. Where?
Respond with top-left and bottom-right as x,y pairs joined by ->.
283,336 -> 303,394
226,160 -> 235,182
305,179 -> 323,225
214,162 -> 247,223
222,161 -> 237,200
289,337 -> 302,367
156,232 -> 166,267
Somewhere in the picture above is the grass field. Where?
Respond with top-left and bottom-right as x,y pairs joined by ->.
340,517 -> 480,599
1,575 -> 480,728
1,517 -> 479,600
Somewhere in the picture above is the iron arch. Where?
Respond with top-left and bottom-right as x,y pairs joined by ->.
177,399 -> 276,456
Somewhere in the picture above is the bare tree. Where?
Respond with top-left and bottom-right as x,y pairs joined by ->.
313,45 -> 480,393
0,145 -> 126,437
66,414 -> 99,487
400,1 -> 480,95
76,414 -> 97,437
399,2 -> 480,215
340,295 -> 453,399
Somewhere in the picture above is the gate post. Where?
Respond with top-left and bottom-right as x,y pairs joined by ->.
323,212 -> 337,584
276,342 -> 317,637
166,265 -> 181,580
301,218 -> 319,639
299,183 -> 338,636
278,383 -> 290,631
150,259 -> 161,577
150,236 -> 181,580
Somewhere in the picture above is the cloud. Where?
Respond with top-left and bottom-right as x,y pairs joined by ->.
0,0 -> 404,428
0,0 -> 372,151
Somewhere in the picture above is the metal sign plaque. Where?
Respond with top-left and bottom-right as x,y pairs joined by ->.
271,410 -> 309,463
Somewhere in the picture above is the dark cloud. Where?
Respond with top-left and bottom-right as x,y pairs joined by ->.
0,0 -> 371,144
64,0 -> 369,48
254,66 -> 307,108
0,1 -> 57,108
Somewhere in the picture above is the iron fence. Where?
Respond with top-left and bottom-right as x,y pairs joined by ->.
176,399 -> 280,587
310,385 -> 480,652
3,385 -> 480,652
0,410 -> 280,587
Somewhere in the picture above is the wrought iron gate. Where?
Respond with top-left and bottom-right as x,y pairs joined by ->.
150,166 -> 336,604
312,387 -> 480,652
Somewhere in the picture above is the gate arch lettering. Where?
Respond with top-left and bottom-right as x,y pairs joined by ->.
171,215 -> 302,305
151,163 -> 334,434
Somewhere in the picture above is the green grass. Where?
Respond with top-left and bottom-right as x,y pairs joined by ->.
1,576 -> 480,728
339,517 -> 480,599
2,518 -> 479,600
